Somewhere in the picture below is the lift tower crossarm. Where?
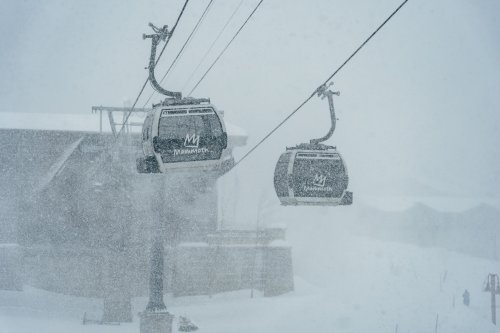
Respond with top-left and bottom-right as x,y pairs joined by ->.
91,106 -> 152,135
92,106 -> 152,113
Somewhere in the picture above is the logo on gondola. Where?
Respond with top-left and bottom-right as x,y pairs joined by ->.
173,133 -> 209,155
303,174 -> 333,192
184,133 -> 200,148
312,174 -> 327,187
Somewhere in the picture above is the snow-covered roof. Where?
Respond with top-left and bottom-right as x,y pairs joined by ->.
0,112 -> 248,146
0,112 -> 106,132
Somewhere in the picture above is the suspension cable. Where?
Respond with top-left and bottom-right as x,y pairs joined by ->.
231,0 -> 410,170
187,0 -> 264,96
181,0 -> 245,92
115,0 -> 190,139
141,0 -> 216,108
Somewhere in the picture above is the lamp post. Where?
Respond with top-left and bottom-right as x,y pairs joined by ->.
146,237 -> 166,312
140,177 -> 173,333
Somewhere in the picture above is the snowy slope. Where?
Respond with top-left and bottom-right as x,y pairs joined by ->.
1,224 -> 498,333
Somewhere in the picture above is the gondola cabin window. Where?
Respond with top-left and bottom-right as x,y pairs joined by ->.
152,107 -> 227,164
292,156 -> 346,198
158,109 -> 223,140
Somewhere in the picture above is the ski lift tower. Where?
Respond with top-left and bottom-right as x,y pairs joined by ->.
483,273 -> 500,325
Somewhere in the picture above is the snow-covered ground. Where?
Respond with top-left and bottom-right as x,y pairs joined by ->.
1,220 -> 498,333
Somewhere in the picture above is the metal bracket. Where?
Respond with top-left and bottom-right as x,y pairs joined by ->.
143,23 -> 182,99
310,82 -> 340,145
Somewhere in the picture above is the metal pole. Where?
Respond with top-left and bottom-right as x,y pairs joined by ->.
492,274 -> 497,325
146,178 -> 167,312
139,132 -> 173,333
146,237 -> 166,312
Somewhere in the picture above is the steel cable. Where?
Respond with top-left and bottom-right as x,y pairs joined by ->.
187,0 -> 264,96
181,0 -> 245,93
142,0 -> 216,108
115,0 -> 191,139
230,0 -> 410,170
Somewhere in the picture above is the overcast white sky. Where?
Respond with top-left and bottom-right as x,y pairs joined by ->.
1,0 -> 499,205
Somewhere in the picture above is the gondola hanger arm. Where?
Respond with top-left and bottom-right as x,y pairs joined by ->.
310,82 -> 340,145
143,23 -> 182,99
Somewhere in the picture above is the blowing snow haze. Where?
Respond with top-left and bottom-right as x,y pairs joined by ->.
1,0 -> 500,332
1,0 -> 500,201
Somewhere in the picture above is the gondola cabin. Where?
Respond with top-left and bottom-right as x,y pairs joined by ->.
136,100 -> 233,173
274,144 -> 353,206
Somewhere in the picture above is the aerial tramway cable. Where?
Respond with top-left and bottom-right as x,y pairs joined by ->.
119,0 -> 262,138
230,0 -> 410,170
181,0 -> 246,92
142,0 -> 216,108
187,0 -> 264,96
115,0 -> 190,139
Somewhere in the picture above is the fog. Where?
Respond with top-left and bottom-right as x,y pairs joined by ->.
2,0 -> 500,202
1,0 -> 500,332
